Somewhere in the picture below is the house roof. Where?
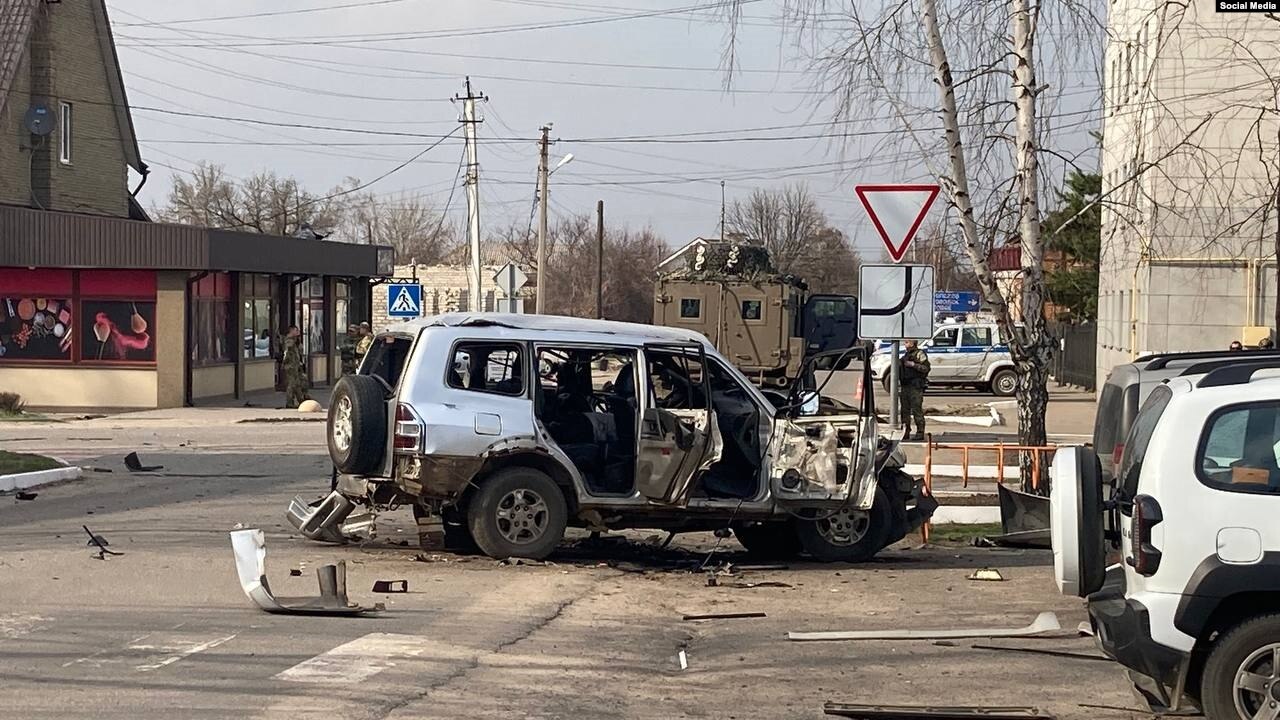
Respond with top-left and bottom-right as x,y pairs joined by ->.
0,0 -> 144,174
0,0 -> 40,118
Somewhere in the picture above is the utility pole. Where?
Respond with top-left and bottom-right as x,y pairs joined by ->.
596,200 -> 604,319
535,124 -> 552,314
720,180 -> 726,241
455,78 -> 487,313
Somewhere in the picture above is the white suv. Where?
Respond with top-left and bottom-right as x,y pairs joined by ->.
1053,361 -> 1280,718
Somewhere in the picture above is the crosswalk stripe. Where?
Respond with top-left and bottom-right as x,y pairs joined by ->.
275,633 -> 427,684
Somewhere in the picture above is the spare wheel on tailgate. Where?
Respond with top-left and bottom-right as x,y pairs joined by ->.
1051,445 -> 1106,597
328,374 -> 388,475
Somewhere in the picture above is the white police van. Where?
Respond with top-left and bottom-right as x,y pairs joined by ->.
870,318 -> 1017,396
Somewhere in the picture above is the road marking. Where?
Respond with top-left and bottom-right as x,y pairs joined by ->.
0,613 -> 50,642
62,633 -> 153,668
131,634 -> 237,672
275,633 -> 426,684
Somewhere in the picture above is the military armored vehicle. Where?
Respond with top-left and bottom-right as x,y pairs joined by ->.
653,239 -> 858,389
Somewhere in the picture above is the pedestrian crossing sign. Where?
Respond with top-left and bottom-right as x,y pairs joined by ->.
387,282 -> 423,318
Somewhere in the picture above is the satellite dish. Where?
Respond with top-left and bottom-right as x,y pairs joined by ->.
24,104 -> 55,136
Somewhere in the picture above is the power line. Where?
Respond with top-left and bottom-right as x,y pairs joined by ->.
116,0 -> 409,27
114,0 -> 765,48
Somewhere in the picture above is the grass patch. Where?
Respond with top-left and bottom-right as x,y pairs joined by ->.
927,522 -> 1004,543
0,410 -> 51,422
0,450 -> 63,475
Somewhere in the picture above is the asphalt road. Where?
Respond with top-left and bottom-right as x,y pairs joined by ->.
0,411 -> 1137,720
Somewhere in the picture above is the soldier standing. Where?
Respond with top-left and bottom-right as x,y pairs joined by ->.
282,325 -> 309,409
340,324 -> 360,374
899,339 -> 931,442
355,321 -> 374,365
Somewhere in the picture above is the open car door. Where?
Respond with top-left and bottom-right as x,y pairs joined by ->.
636,343 -> 722,504
768,349 -> 879,511
803,294 -> 859,359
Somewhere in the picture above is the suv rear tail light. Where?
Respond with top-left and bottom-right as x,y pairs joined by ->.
393,403 -> 423,452
1112,443 -> 1125,468
1126,494 -> 1163,576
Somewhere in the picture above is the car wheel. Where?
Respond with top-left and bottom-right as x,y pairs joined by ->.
795,487 -> 893,563
327,375 -> 387,475
733,521 -> 802,559
467,467 -> 568,560
1202,614 -> 1280,720
990,368 -> 1017,397
881,376 -> 892,394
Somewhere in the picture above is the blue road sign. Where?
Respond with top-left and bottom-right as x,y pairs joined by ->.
934,291 -> 980,313
387,282 -> 423,318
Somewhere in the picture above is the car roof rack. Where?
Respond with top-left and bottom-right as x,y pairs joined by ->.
1178,356 -> 1280,377
1140,349 -> 1280,370
1197,359 -> 1280,388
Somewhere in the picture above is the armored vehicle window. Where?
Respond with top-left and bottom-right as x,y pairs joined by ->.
679,298 -> 702,319
448,342 -> 525,396
1197,402 -> 1280,493
741,300 -> 763,321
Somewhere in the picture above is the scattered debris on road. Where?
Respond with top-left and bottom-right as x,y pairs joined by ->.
288,568 -> 302,577
372,580 -> 408,593
229,528 -> 379,615
969,643 -> 1111,662
967,567 -> 1005,582
822,703 -> 1055,719
682,611 -> 767,621
15,491 -> 36,501
82,525 -> 121,560
788,611 -> 1061,642
123,452 -> 162,472
677,649 -> 688,670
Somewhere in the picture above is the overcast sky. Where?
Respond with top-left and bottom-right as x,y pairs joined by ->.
106,0 -> 1101,259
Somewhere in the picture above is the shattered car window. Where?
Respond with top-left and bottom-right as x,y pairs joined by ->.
448,342 -> 525,396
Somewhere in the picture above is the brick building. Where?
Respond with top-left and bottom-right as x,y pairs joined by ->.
0,0 -> 391,410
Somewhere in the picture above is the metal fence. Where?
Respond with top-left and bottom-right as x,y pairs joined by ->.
1050,322 -> 1096,391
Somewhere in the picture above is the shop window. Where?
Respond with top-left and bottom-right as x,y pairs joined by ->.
244,275 -> 275,359
0,296 -> 73,361
82,300 -> 155,362
334,281 -> 350,352
295,278 -> 326,355
192,273 -> 233,365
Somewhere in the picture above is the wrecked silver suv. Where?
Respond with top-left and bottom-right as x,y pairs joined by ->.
289,314 -> 935,561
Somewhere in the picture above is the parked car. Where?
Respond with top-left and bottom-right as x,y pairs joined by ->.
1093,349 -> 1280,483
290,314 -> 936,562
870,319 -> 1019,396
1052,362 -> 1280,718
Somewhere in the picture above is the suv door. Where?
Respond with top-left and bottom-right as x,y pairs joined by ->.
925,326 -> 960,381
957,325 -> 995,382
768,357 -> 879,510
636,344 -> 722,504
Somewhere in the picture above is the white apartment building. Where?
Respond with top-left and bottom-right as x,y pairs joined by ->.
1097,1 -> 1280,386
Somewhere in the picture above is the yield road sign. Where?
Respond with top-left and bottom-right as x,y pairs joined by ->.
386,281 -> 423,318
854,184 -> 941,263
493,262 -> 528,297
858,264 -> 935,339
934,290 -> 981,313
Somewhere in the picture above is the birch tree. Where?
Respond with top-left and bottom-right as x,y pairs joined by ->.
722,0 -> 1102,487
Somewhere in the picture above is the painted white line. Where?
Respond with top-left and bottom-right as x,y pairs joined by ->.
0,613 -> 50,641
62,633 -> 153,668
275,633 -> 426,684
132,634 -> 237,672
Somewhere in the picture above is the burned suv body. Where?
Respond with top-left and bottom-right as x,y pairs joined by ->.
291,314 -> 934,561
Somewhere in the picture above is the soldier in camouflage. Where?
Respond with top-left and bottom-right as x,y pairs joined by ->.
340,324 -> 360,374
355,321 -> 374,366
898,339 -> 931,442
282,325 -> 309,409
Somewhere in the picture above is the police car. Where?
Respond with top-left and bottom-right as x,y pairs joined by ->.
870,318 -> 1017,396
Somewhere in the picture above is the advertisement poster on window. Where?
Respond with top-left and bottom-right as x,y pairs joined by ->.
0,297 -> 73,360
82,300 -> 156,362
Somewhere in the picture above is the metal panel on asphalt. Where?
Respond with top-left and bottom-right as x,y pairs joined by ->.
858,264 -> 935,339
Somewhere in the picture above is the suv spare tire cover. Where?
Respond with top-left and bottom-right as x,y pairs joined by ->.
328,374 -> 389,475
1051,446 -> 1106,597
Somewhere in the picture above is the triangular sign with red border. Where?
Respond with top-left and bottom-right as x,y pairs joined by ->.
855,184 -> 941,263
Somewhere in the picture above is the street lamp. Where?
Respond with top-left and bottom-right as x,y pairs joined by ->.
536,146 -> 575,314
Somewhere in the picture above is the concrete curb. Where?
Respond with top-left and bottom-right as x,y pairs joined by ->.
0,465 -> 83,493
932,505 -> 1001,524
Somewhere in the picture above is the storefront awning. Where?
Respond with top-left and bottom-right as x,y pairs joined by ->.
0,204 -> 394,277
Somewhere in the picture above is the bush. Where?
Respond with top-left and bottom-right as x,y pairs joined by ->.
0,392 -> 25,414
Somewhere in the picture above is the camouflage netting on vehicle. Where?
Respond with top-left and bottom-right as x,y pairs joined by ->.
667,242 -> 775,279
